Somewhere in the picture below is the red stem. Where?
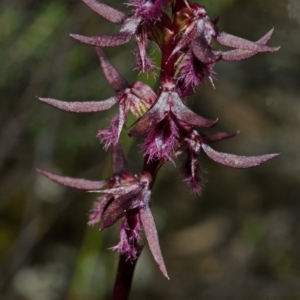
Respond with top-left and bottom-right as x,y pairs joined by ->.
111,250 -> 141,300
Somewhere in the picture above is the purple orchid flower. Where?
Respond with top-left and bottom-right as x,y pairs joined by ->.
39,48 -> 157,149
70,0 -> 169,72
38,144 -> 169,279
130,77 -> 217,161
179,129 -> 279,195
171,3 -> 279,95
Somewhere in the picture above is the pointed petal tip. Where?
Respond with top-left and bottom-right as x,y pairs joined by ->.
70,33 -> 79,39
202,144 -> 280,169
269,153 -> 280,159
162,269 -> 170,280
140,206 -> 169,280
38,97 -> 49,103
36,168 -> 46,175
273,46 -> 281,52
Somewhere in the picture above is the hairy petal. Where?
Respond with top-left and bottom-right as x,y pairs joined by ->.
38,97 -> 118,113
110,216 -> 142,260
175,51 -> 209,97
97,114 -> 120,150
129,0 -> 169,21
82,0 -> 127,24
202,144 -> 279,168
134,30 -> 154,73
37,169 -> 107,190
181,150 -> 202,195
143,116 -> 180,162
140,195 -> 169,279
88,195 -> 113,226
96,48 -> 129,92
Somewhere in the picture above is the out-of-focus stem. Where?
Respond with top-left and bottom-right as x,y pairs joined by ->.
111,250 -> 141,300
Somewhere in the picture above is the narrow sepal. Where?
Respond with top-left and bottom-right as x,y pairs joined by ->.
215,30 -> 280,53
70,32 -> 133,47
70,17 -> 140,47
220,28 -> 277,62
37,169 -> 107,190
202,144 -> 279,168
100,190 -> 140,230
38,97 -> 118,113
257,28 -> 275,44
82,0 -> 127,24
221,49 -> 259,62
140,201 -> 169,279
96,48 -> 129,92
170,92 -> 218,128
192,37 -> 221,64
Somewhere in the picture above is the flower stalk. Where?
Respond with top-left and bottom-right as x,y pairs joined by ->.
37,0 -> 279,298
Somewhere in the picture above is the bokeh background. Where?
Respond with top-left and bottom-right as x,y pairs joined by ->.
1,0 -> 300,299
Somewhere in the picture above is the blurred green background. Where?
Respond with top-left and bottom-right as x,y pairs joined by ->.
1,0 -> 300,299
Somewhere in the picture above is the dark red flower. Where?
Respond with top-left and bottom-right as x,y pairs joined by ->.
70,0 -> 170,72
179,129 -> 279,194
130,77 -> 217,161
171,3 -> 279,95
39,48 -> 157,149
38,144 -> 169,278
